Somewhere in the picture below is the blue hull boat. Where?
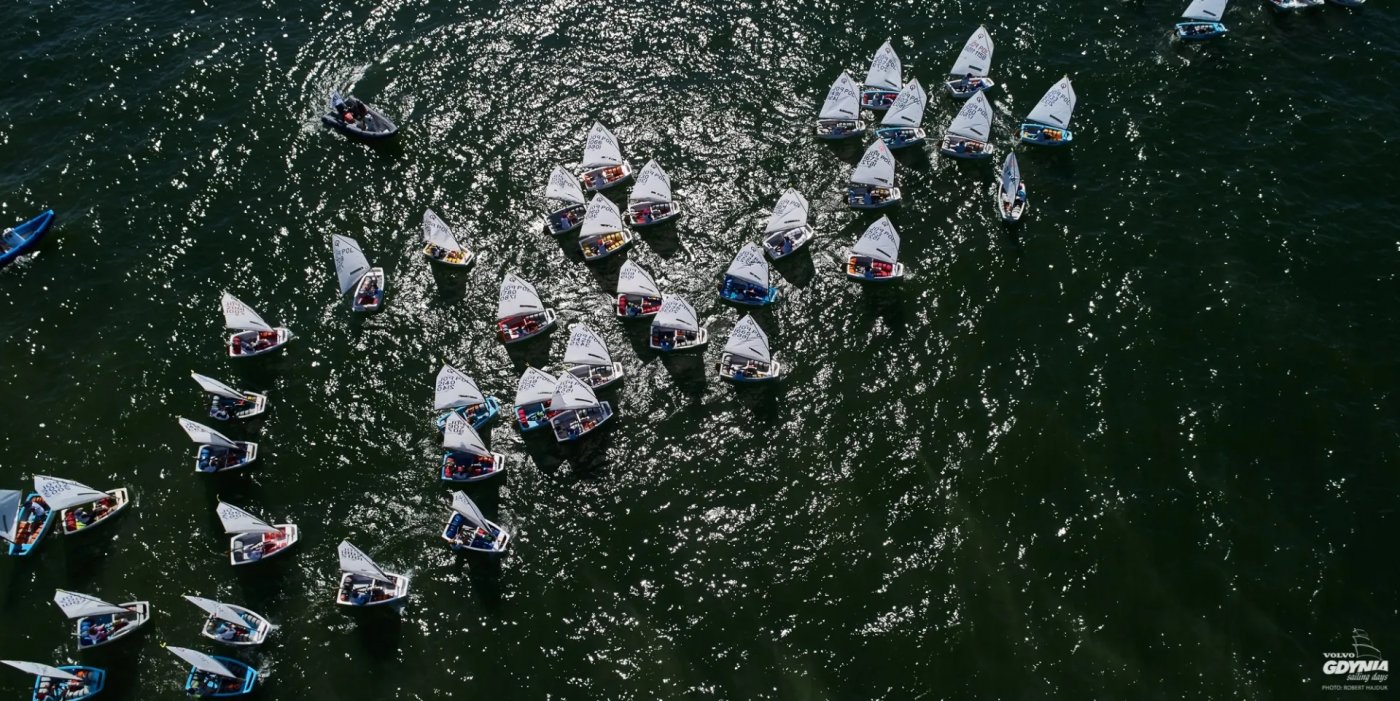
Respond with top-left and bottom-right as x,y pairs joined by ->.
7,493 -> 56,557
33,666 -> 103,701
875,127 -> 926,150
435,397 -> 502,432
719,277 -> 778,306
515,401 -> 553,432
1,210 -> 55,268
185,658 -> 257,697
1018,122 -> 1074,147
1176,21 -> 1228,39
440,513 -> 510,553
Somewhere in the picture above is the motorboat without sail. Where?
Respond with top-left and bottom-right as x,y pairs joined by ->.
441,413 -> 506,483
626,160 -> 681,228
184,596 -> 273,647
331,235 -> 386,313
179,418 -> 257,473
222,292 -> 292,358
192,372 -> 267,421
615,260 -> 663,318
513,367 -> 558,432
1176,0 -> 1229,39
860,41 -> 903,111
846,216 -> 904,282
336,540 -> 410,607
719,243 -> 778,306
217,501 -> 297,566
848,140 -> 901,210
441,491 -> 510,554
496,273 -> 557,344
0,210 -> 55,269
549,373 -> 614,443
938,91 -> 995,160
433,364 -> 501,432
4,490 -> 54,557
650,297 -> 708,351
167,646 -> 257,698
1,661 -> 104,701
322,91 -> 397,140
998,152 -> 1029,223
53,590 -> 150,650
563,323 -> 624,390
577,122 -> 633,192
719,314 -> 783,383
761,189 -> 814,260
876,80 -> 928,149
815,72 -> 864,140
422,209 -> 475,267
544,166 -> 588,235
945,26 -> 996,98
1018,77 -> 1077,146
579,194 -> 634,261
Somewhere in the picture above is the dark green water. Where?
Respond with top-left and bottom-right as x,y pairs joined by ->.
1,0 -> 1396,698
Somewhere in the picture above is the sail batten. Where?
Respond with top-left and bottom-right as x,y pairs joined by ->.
434,365 -> 486,411
496,273 -> 546,321
564,324 -> 613,367
724,315 -> 772,364
819,72 -> 861,120
852,216 -> 901,265
221,293 -> 272,332
331,235 -> 372,295
616,261 -> 661,298
216,502 -> 281,536
851,140 -> 896,187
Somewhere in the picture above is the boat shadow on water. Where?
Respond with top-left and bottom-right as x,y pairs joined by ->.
771,251 -> 817,289
522,428 -> 617,481
851,285 -> 912,339
503,336 -> 553,371
348,610 -> 404,656
637,221 -> 684,260
426,264 -> 474,307
657,353 -> 709,398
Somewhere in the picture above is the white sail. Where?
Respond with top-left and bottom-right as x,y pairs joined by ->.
221,292 -> 271,332
1182,0 -> 1227,19
947,91 -> 993,140
550,372 -> 599,411
450,491 -> 491,530
1000,152 -> 1021,201
949,26 -> 994,77
764,189 -> 809,233
177,417 -> 238,450
422,209 -> 464,253
563,323 -> 612,367
616,260 -> 661,298
33,476 -> 108,511
725,243 -> 770,288
496,273 -> 545,321
881,80 -> 927,128
0,661 -> 82,682
0,489 -> 20,543
53,590 -> 129,619
545,166 -> 586,205
191,372 -> 245,401
851,139 -> 896,187
331,235 -> 371,296
581,194 -> 624,238
442,413 -> 490,457
514,368 -> 558,406
629,160 -> 673,204
819,71 -> 860,120
653,297 -> 699,333
337,540 -> 391,582
434,365 -> 485,411
216,501 -> 280,536
580,122 -> 624,168
1026,76 -> 1076,128
165,646 -> 237,679
852,216 -> 901,265
863,41 -> 902,92
183,596 -> 251,629
724,315 -> 771,364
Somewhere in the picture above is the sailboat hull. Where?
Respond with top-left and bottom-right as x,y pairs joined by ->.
546,203 -> 587,236
625,202 -> 681,228
550,403 -> 614,442
860,88 -> 899,111
719,353 -> 783,383
763,226 -> 814,260
0,209 -> 55,268
423,242 -> 474,267
847,185 -> 901,210
183,657 -> 257,697
719,277 -> 779,306
75,601 -> 150,650
938,136 -> 994,160
34,667 -> 103,701
1018,122 -> 1073,146
514,400 -> 554,432
435,397 -> 502,432
441,513 -> 510,553
846,256 -> 904,282
1176,21 -> 1228,39
7,493 -> 56,557
497,310 -> 557,344
876,127 -> 926,149
336,572 -> 410,607
60,488 -> 130,535
650,328 -> 708,352
350,268 -> 386,313
201,604 -> 272,646
440,451 -> 506,483
944,78 -> 996,99
579,163 -> 633,193
229,524 -> 298,565
195,442 -> 258,473
616,294 -> 662,318
227,328 -> 293,358
815,119 -> 865,140
580,230 -> 634,261
566,362 -> 625,391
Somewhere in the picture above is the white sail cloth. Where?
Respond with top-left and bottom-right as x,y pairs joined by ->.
178,418 -> 239,449
564,324 -> 612,367
422,209 -> 465,254
33,476 -> 107,511
166,647 -> 237,679
947,91 -> 993,140
724,315 -> 772,364
221,292 -> 271,332
764,189 -> 809,232
852,216 -> 901,265
1182,0 -> 1228,19
496,273 -> 546,320
653,297 -> 699,332
331,235 -> 371,295
581,122 -> 624,168
819,72 -> 860,120
183,596 -> 252,628
442,413 -> 491,457
514,368 -> 557,406
451,491 -> 492,530
434,365 -> 486,410
863,41 -> 902,91
216,502 -> 281,536
1,661 -> 82,682
881,80 -> 927,128
551,372 -> 600,411
338,540 -> 391,582
0,489 -> 21,543
949,26 -> 994,77
1000,152 -> 1021,201
629,160 -> 673,204
546,166 -> 586,204
582,195 -> 624,237
851,140 -> 896,187
616,260 -> 661,298
191,372 -> 245,400
53,590 -> 129,619
1026,77 -> 1077,128
725,244 -> 769,288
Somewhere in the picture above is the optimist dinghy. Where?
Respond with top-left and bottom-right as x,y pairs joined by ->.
40,474 -> 129,536
433,364 -> 501,432
0,210 -> 55,269
422,209 -> 475,267
549,373 -> 614,442
877,80 -> 928,149
846,216 -> 904,282
945,26 -> 996,98
192,372 -> 267,422
719,243 -> 778,306
179,418 -> 257,473
563,323 -> 624,390
1177,0 -> 1230,39
217,501 -> 297,566
860,41 -> 903,111
719,314 -> 783,383
496,273 -> 557,344
615,260 -> 663,318
1018,77 -> 1077,147
54,590 -> 150,650
761,189 -> 814,260
998,152 -> 1029,223
848,140 -> 901,210
184,596 -> 273,647
544,167 -> 588,235
336,540 -> 410,607
331,235 -> 386,313
441,491 -> 510,554
577,122 -> 633,192
938,91 -> 995,160
322,91 -> 397,140
222,292 -> 292,358
441,413 -> 505,483
626,160 -> 681,228
3,490 -> 54,557
650,297 -> 708,351
1,661 -> 105,701
167,646 -> 257,698
513,367 -> 558,432
579,194 -> 634,261
815,72 -> 864,140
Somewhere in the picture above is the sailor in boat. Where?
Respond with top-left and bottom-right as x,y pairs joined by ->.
954,72 -> 988,94
1021,125 -> 1065,144
232,331 -> 278,356
618,295 -> 660,318
356,277 -> 381,308
198,446 -> 244,472
443,454 -> 495,481
331,95 -> 370,130
579,165 -> 625,191
718,277 -> 768,303
849,186 -> 894,208
189,669 -> 245,696
651,328 -> 697,351
79,616 -> 129,647
450,521 -> 503,551
64,497 -> 113,532
499,314 -> 541,342
209,395 -> 251,422
848,256 -> 897,280
236,529 -> 288,563
35,669 -> 96,701
212,615 -> 257,643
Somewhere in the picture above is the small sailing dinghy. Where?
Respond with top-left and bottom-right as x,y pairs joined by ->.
38,475 -> 129,536
496,273 -> 557,345
222,292 -> 292,358
336,540 -> 410,607
331,234 -> 386,313
876,80 -> 928,150
192,372 -> 267,422
945,26 -> 996,98
513,367 -> 558,432
549,372 -> 614,442
179,418 -> 257,473
0,210 -> 55,268
1177,0 -> 1229,39
217,501 -> 298,566
577,122 -> 633,192
167,646 -> 257,698
815,72 -> 864,140
626,160 -> 682,228
579,194 -> 634,262
938,91 -> 995,160
1018,77 -> 1077,147
421,209 -> 475,267
433,364 -> 501,431
615,260 -> 663,318
998,152 -> 1029,223
441,413 -> 505,483
183,596 -> 273,647
860,41 -> 903,111
761,189 -> 814,260
845,216 -> 904,282
650,297 -> 708,351
441,491 -> 510,554
848,139 -> 901,210
563,323 -> 625,390
719,243 -> 779,306
53,590 -> 150,650
544,167 -> 588,236
719,314 -> 783,383
322,91 -> 397,140
6,490 -> 55,557
1,660 -> 104,701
